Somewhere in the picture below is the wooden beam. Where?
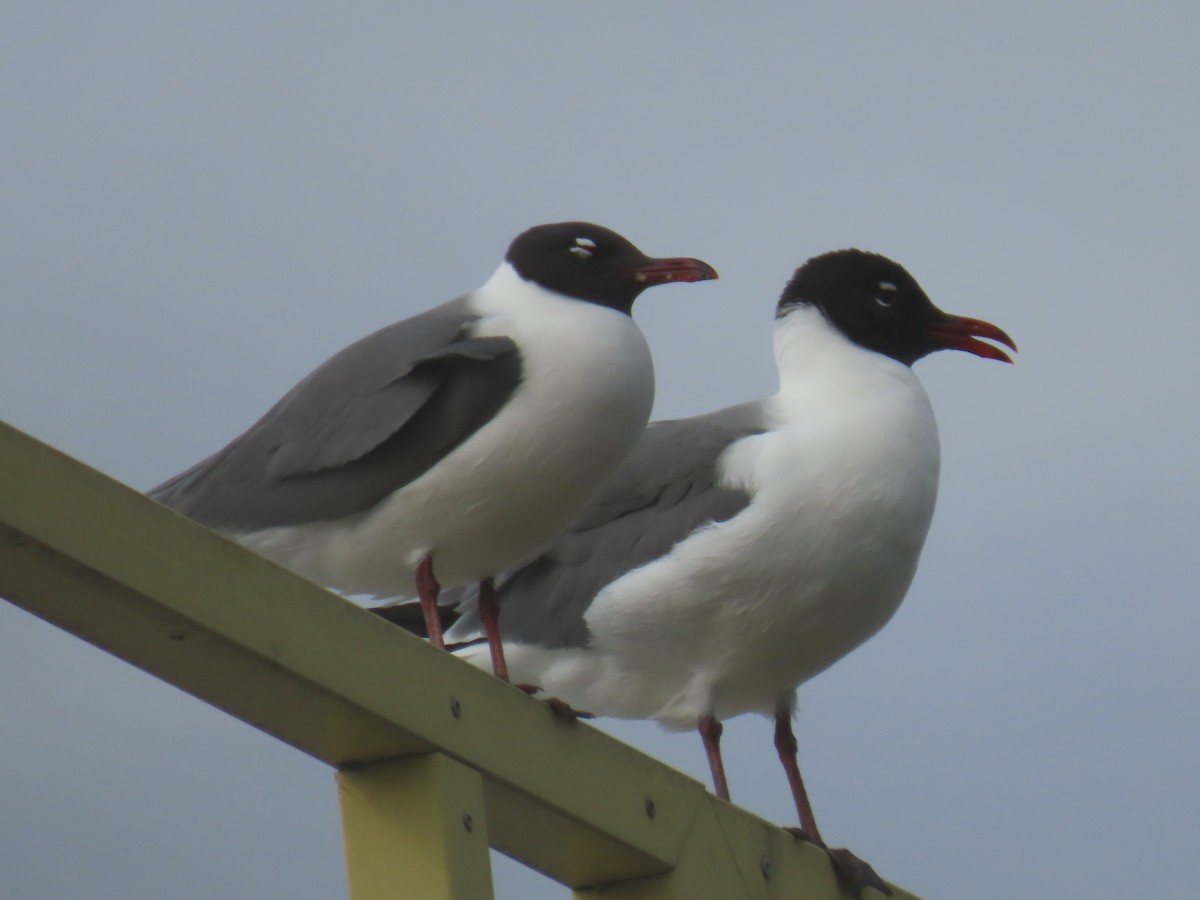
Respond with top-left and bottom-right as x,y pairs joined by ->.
0,420 -> 918,898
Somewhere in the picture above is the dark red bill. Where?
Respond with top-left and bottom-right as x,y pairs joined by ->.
631,257 -> 719,286
927,314 -> 1018,363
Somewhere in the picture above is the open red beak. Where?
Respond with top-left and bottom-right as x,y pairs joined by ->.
630,257 -> 719,286
927,314 -> 1018,363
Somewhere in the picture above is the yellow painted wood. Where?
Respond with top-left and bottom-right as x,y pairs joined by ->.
572,795 -> 915,900
0,420 -> 923,899
0,420 -> 690,884
338,754 -> 493,900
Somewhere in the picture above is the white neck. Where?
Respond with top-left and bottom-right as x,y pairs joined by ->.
772,303 -> 899,388
474,261 -> 537,307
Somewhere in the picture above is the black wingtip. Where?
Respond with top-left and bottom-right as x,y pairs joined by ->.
370,601 -> 462,638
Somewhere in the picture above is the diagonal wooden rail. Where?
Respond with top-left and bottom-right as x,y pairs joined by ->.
0,420 -> 919,899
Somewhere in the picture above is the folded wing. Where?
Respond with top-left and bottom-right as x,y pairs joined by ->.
151,297 -> 521,529
443,402 -> 766,648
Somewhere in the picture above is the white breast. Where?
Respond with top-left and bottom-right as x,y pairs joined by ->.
240,264 -> 655,597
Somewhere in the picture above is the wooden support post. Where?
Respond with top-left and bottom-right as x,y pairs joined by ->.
338,754 -> 494,900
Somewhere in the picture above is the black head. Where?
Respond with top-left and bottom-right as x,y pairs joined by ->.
777,249 -> 1016,365
506,222 -> 718,314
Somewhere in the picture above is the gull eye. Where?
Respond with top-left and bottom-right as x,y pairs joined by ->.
569,236 -> 596,259
875,281 -> 898,307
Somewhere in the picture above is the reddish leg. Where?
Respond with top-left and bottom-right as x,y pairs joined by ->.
415,555 -> 444,650
775,707 -> 821,841
476,580 -> 591,717
476,577 -> 510,682
777,707 -> 891,896
698,715 -> 730,801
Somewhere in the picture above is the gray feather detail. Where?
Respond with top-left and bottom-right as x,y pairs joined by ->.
444,401 -> 766,649
150,296 -> 522,530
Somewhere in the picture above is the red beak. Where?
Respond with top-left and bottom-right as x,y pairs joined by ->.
927,314 -> 1018,363
630,257 -> 719,286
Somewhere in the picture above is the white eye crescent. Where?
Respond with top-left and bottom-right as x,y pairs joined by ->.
875,281 -> 898,307
570,236 -> 596,259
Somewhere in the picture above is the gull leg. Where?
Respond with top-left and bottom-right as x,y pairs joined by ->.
415,555 -> 444,650
776,706 -> 891,897
473,579 -> 592,718
476,577 -> 510,682
698,715 -> 730,801
774,707 -> 821,840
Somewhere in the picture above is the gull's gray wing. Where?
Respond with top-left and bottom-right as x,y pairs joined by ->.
150,296 -> 522,529
441,401 -> 767,649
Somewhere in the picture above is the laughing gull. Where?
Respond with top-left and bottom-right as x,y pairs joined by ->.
385,248 -> 1015,893
150,221 -> 718,679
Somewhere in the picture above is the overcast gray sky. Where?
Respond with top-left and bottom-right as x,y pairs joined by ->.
2,4 -> 1197,899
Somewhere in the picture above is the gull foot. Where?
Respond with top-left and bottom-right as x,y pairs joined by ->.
512,683 -> 593,719
542,697 -> 595,720
785,828 -> 892,897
